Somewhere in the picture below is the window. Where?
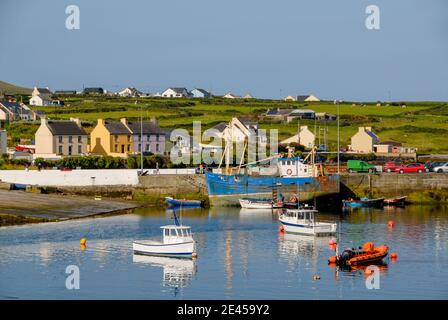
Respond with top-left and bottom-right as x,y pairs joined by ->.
127,144 -> 130,152
121,144 -> 125,153
78,136 -> 82,143
78,145 -> 82,154
114,135 -> 118,142
147,135 -> 151,141
58,145 -> 63,154
68,145 -> 72,155
68,136 -> 73,143
138,135 -> 141,142
127,135 -> 131,142
146,144 -> 150,151
59,136 -> 63,143
114,144 -> 118,152
156,144 -> 160,152
138,144 -> 141,152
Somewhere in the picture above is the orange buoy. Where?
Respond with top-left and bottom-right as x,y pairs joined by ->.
388,220 -> 395,227
80,238 -> 87,246
391,252 -> 398,260
279,225 -> 284,232
80,244 -> 86,251
328,256 -> 337,264
329,239 -> 336,245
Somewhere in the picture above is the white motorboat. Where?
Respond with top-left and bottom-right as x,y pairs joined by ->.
279,208 -> 337,236
133,225 -> 196,258
239,198 -> 283,209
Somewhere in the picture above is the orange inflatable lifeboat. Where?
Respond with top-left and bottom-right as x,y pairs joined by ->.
330,242 -> 389,267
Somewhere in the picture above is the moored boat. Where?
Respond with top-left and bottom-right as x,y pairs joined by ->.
133,225 -> 196,258
342,197 -> 384,209
165,197 -> 202,208
384,196 -> 407,206
329,242 -> 388,267
239,198 -> 283,209
279,207 -> 337,236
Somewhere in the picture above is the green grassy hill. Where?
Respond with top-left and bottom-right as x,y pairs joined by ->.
0,80 -> 33,95
6,95 -> 448,153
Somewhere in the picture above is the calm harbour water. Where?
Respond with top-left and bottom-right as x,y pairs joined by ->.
1,205 -> 447,300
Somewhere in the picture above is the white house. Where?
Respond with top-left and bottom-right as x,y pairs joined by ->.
190,88 -> 211,98
162,87 -> 190,98
280,126 -> 315,149
0,130 -> 7,154
30,87 -> 53,106
223,93 -> 241,99
243,93 -> 254,99
118,87 -> 142,97
297,94 -> 320,102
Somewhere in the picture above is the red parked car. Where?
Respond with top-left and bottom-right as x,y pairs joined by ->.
394,163 -> 427,174
383,161 -> 402,173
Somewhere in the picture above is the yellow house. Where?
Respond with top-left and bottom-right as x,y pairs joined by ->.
280,125 -> 315,149
349,127 -> 380,153
90,118 -> 133,157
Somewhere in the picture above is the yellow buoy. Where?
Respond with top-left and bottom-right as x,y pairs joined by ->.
80,238 -> 87,246
80,244 -> 86,251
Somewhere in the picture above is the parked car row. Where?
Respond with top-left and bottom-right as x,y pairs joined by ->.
347,160 -> 448,174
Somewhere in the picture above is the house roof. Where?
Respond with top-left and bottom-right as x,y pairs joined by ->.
47,121 -> 87,135
36,88 -> 51,94
289,109 -> 315,115
211,122 -> 227,132
83,87 -> 104,93
166,87 -> 188,94
192,88 -> 209,95
365,130 -> 379,141
297,95 -> 311,101
266,109 -> 291,116
104,121 -> 131,134
126,121 -> 160,134
381,141 -> 402,146
0,101 -> 30,115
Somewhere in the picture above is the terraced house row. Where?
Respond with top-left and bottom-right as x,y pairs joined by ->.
34,117 -> 167,159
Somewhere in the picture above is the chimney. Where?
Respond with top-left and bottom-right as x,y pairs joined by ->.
97,119 -> 105,126
359,127 -> 365,132
120,118 -> 128,126
70,117 -> 81,127
150,117 -> 158,128
366,126 -> 372,131
41,117 -> 48,126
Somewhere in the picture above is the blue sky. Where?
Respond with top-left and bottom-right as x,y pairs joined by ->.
0,0 -> 447,101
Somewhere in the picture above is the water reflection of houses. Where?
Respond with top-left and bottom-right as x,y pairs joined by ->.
225,231 -> 234,290
133,255 -> 197,289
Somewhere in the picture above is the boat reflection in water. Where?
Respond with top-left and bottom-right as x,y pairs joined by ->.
133,254 -> 197,292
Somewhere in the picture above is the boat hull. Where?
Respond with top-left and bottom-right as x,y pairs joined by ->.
206,173 -> 339,206
239,198 -> 274,209
133,240 -> 196,258
279,219 -> 337,236
165,197 -> 202,208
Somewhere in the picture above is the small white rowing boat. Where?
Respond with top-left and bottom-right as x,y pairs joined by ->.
239,198 -> 283,209
133,225 -> 196,258
279,208 -> 337,236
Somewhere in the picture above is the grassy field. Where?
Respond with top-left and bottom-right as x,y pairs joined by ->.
6,96 -> 448,153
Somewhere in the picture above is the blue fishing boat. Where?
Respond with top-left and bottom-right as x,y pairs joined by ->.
165,197 -> 202,208
205,156 -> 339,206
342,197 -> 385,209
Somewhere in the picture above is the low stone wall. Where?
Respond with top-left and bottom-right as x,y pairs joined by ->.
341,173 -> 448,202
138,174 -> 207,196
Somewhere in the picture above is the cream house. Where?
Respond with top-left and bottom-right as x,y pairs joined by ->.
30,87 -> 53,106
280,126 -> 315,149
34,117 -> 88,158
297,94 -> 320,102
349,127 -> 380,153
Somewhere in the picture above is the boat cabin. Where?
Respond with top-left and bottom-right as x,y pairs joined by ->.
284,209 -> 318,222
161,225 -> 193,244
277,157 -> 313,178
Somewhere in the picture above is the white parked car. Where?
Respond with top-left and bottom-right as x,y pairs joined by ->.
433,162 -> 448,173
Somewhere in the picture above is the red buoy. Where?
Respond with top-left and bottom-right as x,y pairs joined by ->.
329,239 -> 336,245
391,252 -> 398,260
279,225 -> 284,232
388,220 -> 395,227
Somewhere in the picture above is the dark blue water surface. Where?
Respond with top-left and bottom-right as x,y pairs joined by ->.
1,205 -> 447,299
